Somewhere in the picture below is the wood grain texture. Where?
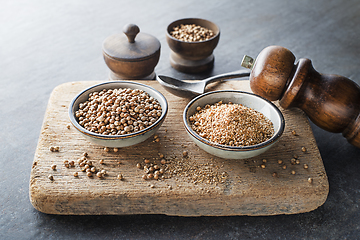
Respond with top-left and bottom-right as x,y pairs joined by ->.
29,80 -> 329,216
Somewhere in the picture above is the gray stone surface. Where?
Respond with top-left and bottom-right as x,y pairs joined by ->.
1,0 -> 360,239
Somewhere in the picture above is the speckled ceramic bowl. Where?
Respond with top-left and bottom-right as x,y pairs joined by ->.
183,90 -> 285,159
69,81 -> 168,148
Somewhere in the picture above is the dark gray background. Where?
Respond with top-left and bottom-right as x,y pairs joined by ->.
1,0 -> 360,239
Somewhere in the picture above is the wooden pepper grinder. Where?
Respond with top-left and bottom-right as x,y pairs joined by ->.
241,45 -> 360,148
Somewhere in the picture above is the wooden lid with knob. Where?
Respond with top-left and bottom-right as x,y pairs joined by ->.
102,24 -> 161,80
242,45 -> 360,148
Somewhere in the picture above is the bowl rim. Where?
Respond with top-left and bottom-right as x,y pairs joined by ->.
69,81 -> 168,140
166,17 -> 220,44
183,90 -> 285,151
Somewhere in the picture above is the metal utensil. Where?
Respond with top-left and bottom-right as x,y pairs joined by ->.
156,69 -> 250,98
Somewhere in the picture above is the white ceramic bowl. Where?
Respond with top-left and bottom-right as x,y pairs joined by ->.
69,81 -> 168,148
183,90 -> 285,159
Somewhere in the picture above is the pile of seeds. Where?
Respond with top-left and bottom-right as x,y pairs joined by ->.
189,101 -> 274,147
75,88 -> 162,135
170,24 -> 215,42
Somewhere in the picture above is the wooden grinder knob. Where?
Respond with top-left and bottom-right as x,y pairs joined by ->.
242,45 -> 360,148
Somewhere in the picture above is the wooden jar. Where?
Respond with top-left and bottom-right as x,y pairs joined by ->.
242,45 -> 360,148
102,24 -> 161,80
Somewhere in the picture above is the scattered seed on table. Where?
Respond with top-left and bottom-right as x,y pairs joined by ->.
291,170 -> 296,175
301,147 -> 307,152
99,159 -> 104,165
113,148 -> 119,153
48,175 -> 54,181
104,147 -> 109,152
96,172 -> 103,178
73,172 -> 79,177
117,174 -> 123,180
144,159 -> 150,164
308,177 -> 313,183
51,164 -> 56,170
278,160 -> 283,164
136,163 -> 142,169
87,172 -> 92,177
304,164 -> 309,169
282,165 -> 287,170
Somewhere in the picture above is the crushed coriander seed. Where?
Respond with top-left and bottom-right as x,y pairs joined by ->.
189,101 -> 274,147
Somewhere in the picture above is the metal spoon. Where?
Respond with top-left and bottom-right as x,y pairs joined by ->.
156,69 -> 250,98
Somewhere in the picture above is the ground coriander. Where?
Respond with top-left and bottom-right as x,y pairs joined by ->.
189,101 -> 274,147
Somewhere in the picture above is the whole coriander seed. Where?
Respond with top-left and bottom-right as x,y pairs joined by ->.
117,174 -> 123,180
308,177 -> 313,183
48,175 -> 54,181
74,172 -> 79,177
51,164 -> 57,170
291,170 -> 296,175
87,172 -> 92,177
301,146 -> 307,152
96,172 -> 103,178
304,164 -> 309,169
99,159 -> 105,165
136,163 -> 142,169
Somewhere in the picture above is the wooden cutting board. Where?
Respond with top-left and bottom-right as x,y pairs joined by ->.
29,80 -> 329,216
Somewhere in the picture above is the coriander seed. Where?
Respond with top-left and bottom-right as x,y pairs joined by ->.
48,175 -> 54,181
117,174 -> 123,180
136,163 -> 142,169
308,177 -> 313,183
87,172 -> 92,177
304,164 -> 309,169
301,146 -> 307,152
73,172 -> 79,177
99,159 -> 104,165
291,170 -> 296,175
96,172 -> 103,178
51,164 -> 57,170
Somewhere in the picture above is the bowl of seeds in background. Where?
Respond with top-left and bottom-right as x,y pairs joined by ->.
166,18 -> 220,73
183,90 -> 285,159
69,81 -> 168,148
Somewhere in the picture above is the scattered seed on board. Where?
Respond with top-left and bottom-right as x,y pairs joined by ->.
301,147 -> 307,152
113,148 -> 119,153
49,146 -> 60,152
104,147 -> 109,152
51,164 -> 57,170
282,165 -> 287,170
96,172 -> 103,178
136,163 -> 142,169
261,164 -> 266,169
117,174 -> 123,180
304,164 -> 309,169
73,172 -> 79,177
291,170 -> 296,175
308,177 -> 313,183
87,172 -> 92,177
99,159 -> 104,165
48,175 -> 54,181
278,160 -> 283,165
